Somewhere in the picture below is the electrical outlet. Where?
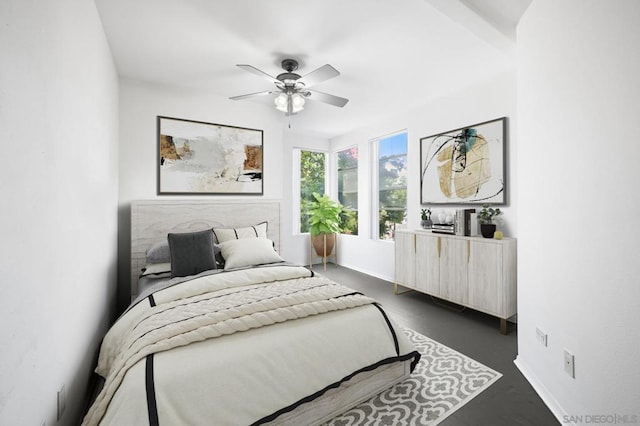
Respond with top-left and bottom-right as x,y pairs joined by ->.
57,385 -> 66,421
536,328 -> 548,347
564,349 -> 575,378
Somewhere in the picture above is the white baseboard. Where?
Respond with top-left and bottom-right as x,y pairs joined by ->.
514,356 -> 571,425
335,262 -> 394,284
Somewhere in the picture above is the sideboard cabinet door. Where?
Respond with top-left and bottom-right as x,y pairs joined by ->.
439,237 -> 469,305
394,230 -> 416,289
415,233 -> 440,296
468,239 -> 517,319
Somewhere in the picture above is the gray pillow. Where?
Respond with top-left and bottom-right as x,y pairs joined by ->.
168,229 -> 217,278
146,241 -> 171,264
146,239 -> 224,267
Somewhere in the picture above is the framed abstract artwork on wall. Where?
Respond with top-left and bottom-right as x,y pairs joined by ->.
157,116 -> 263,195
420,117 -> 506,205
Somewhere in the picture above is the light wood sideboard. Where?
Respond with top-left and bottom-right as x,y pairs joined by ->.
394,229 -> 517,333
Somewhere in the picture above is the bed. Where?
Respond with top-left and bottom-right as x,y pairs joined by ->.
83,200 -> 420,425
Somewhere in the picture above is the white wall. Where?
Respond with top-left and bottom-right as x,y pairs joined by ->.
516,0 -> 640,421
330,114 -> 408,281
281,131 -> 331,265
331,71 -> 517,281
0,1 -> 119,425
117,79 -> 286,309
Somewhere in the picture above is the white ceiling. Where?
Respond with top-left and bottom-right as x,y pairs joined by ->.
96,0 -> 530,138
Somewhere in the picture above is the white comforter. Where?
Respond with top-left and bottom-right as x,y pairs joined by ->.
83,265 -> 419,426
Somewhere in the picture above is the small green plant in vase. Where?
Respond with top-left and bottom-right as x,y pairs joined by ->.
420,208 -> 432,229
478,204 -> 502,238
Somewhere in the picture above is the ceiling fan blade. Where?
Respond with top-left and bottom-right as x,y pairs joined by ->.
229,90 -> 275,101
236,64 -> 280,85
306,89 -> 349,108
300,64 -> 340,88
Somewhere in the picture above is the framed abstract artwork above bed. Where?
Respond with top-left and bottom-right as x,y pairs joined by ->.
157,116 -> 263,195
420,117 -> 506,205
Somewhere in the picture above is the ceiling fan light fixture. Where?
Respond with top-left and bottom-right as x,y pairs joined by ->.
291,93 -> 305,112
274,93 -> 288,112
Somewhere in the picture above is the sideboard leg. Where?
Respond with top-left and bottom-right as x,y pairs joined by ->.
500,318 -> 508,334
394,283 -> 413,295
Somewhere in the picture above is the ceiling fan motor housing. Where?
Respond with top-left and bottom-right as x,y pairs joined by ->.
281,59 -> 299,72
277,59 -> 302,84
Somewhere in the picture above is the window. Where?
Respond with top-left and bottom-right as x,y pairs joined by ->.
374,132 -> 407,240
337,147 -> 358,235
297,149 -> 327,233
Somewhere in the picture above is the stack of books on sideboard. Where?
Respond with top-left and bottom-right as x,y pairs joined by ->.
431,209 -> 477,236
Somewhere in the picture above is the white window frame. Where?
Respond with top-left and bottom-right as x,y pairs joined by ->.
370,140 -> 381,239
335,145 -> 359,235
370,130 -> 408,241
292,148 -> 329,235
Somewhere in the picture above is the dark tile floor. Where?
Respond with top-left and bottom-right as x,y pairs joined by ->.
316,265 -> 559,426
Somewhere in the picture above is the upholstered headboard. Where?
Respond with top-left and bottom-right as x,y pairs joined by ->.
130,199 -> 280,298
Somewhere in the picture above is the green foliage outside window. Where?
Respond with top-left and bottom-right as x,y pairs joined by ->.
337,147 -> 358,235
299,135 -> 405,240
300,150 -> 326,233
378,134 -> 407,240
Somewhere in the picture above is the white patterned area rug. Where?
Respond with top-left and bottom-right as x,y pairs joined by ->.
326,328 -> 503,426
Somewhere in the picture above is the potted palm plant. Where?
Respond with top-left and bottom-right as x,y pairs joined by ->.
307,192 -> 344,256
477,204 -> 502,238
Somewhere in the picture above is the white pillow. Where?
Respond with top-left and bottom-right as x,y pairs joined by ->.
213,222 -> 268,244
219,237 -> 283,270
141,262 -> 171,276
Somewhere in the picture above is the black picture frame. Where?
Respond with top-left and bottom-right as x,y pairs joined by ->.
157,116 -> 263,195
420,117 -> 506,205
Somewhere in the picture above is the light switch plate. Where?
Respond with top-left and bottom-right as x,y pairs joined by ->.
57,385 -> 66,420
564,349 -> 575,378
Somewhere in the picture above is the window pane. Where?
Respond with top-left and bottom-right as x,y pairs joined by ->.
379,188 -> 407,209
337,147 -> 358,235
300,150 -> 326,233
379,208 -> 406,241
338,147 -> 358,168
378,133 -> 407,240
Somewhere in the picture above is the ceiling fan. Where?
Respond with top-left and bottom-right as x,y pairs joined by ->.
230,59 -> 349,116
